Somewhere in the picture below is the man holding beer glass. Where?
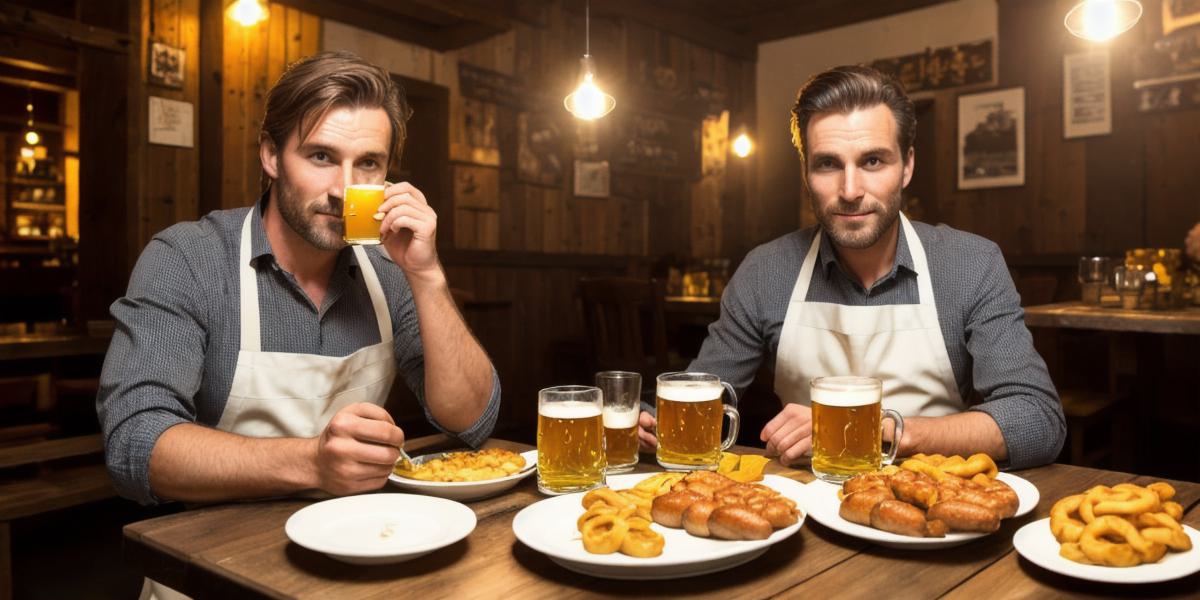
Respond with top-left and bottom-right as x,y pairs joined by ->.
98,51 -> 499,508
637,66 -> 1064,472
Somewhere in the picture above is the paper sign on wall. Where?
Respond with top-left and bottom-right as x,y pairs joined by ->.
148,96 -> 194,148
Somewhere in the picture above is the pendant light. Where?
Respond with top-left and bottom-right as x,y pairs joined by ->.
564,0 -> 615,120
23,88 -> 39,147
1065,0 -> 1142,42
228,0 -> 268,27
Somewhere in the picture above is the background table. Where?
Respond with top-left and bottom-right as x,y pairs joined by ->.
124,435 -> 1200,599
1023,302 -> 1200,335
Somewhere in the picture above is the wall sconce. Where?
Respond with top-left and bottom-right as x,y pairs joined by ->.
1065,0 -> 1142,42
228,0 -> 268,27
564,0 -> 615,120
732,129 -> 754,158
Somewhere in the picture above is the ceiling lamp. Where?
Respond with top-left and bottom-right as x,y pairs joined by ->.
564,0 -> 615,120
228,0 -> 268,27
23,95 -> 38,146
1065,0 -> 1143,42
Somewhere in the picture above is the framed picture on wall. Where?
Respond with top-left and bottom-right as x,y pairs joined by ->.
149,42 -> 185,89
957,87 -> 1025,189
573,160 -> 610,198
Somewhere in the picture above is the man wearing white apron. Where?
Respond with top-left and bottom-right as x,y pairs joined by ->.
98,53 -> 500,598
636,66 -> 1064,469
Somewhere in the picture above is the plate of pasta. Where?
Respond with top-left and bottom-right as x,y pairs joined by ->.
388,448 -> 537,501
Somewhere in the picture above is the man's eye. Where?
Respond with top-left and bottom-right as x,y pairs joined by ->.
361,160 -> 378,169
865,157 -> 881,167
312,152 -> 329,162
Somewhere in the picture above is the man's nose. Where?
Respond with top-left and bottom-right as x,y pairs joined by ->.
840,166 -> 864,201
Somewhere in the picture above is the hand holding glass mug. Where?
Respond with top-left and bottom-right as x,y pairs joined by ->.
343,182 -> 441,277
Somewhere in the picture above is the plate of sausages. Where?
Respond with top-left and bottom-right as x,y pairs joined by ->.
512,473 -> 808,579
803,472 -> 1039,549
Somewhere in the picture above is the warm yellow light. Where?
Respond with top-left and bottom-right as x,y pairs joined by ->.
732,132 -> 754,158
564,55 -> 616,121
24,130 -> 39,146
1065,0 -> 1142,41
228,0 -> 268,27
19,147 -> 34,159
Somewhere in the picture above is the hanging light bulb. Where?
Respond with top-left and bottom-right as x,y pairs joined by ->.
732,130 -> 754,158
23,97 -> 39,146
1065,0 -> 1142,42
228,0 -> 268,27
564,0 -> 615,120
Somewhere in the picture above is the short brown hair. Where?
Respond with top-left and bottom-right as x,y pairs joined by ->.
260,50 -> 412,169
789,65 -> 915,166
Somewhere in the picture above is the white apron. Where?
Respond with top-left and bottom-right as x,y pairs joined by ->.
773,213 -> 963,416
142,210 -> 397,600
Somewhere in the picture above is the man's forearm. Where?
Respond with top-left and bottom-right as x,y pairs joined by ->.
892,412 -> 1009,462
148,423 -> 318,503
408,267 -> 494,432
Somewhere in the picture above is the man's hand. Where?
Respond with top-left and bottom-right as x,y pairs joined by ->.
637,410 -> 657,453
313,403 -> 405,496
378,182 -> 440,280
761,404 -> 813,465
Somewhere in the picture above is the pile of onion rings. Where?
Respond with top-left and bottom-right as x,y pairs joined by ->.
1050,482 -> 1192,567
576,473 -> 684,558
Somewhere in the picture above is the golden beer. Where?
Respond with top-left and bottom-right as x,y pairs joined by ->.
537,396 -> 605,494
810,376 -> 903,483
343,184 -> 385,245
654,372 -> 740,470
602,407 -> 639,472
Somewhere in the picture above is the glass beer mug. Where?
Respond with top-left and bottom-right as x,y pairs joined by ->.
810,376 -> 904,483
536,385 -> 606,495
343,184 -> 385,245
655,372 -> 740,470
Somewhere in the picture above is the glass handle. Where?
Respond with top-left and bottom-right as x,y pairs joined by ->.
882,409 -> 904,466
720,381 -> 740,451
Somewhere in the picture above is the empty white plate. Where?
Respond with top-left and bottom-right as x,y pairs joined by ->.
285,493 -> 476,564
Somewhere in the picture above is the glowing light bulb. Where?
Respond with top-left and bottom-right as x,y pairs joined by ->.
565,72 -> 615,121
1065,0 -> 1142,42
732,132 -> 754,158
24,130 -> 39,146
228,0 -> 268,27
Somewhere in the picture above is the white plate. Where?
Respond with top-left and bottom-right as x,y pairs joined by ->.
285,493 -> 476,564
1013,518 -> 1200,584
803,472 -> 1040,549
388,449 -> 538,501
511,473 -> 807,580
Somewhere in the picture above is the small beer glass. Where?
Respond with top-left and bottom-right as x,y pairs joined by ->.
810,376 -> 904,483
596,371 -> 641,474
537,385 -> 606,495
343,184 -> 385,245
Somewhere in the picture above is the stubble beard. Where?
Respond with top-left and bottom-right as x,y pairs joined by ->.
274,163 -> 345,251
812,184 -> 903,251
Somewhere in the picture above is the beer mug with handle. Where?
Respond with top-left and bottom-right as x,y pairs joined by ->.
810,376 -> 904,483
655,372 -> 740,470
537,385 -> 606,495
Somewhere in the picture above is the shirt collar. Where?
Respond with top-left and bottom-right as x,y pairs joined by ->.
249,193 -> 362,272
818,218 -> 916,281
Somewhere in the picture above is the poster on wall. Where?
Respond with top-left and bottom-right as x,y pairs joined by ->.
149,42 -> 185,89
573,160 -> 610,198
517,112 -> 564,187
870,39 -> 994,94
957,87 -> 1024,189
610,109 -> 699,178
1063,50 -> 1112,139
700,110 -> 729,178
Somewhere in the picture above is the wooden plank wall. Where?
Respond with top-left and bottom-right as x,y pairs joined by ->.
220,3 -> 320,210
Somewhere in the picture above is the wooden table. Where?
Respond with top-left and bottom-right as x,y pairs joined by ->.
124,435 -> 1200,599
0,332 -> 112,361
1023,302 -> 1200,335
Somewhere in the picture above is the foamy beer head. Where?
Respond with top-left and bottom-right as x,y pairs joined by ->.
655,372 -> 740,470
537,386 -> 606,495
810,376 -> 889,483
343,184 -> 385,245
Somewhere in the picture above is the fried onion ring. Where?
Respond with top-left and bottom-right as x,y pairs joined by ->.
1050,494 -> 1087,543
619,517 -> 665,557
581,514 -> 630,554
1079,516 -> 1165,567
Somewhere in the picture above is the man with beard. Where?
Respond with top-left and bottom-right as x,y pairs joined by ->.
635,66 -> 1064,469
98,51 -> 498,509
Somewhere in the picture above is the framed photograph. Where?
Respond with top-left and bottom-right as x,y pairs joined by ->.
1063,50 -> 1111,139
573,160 -> 610,198
517,111 -> 564,187
149,42 -> 185,89
957,87 -> 1024,189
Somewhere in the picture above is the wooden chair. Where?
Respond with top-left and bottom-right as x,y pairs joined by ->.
577,277 -> 687,382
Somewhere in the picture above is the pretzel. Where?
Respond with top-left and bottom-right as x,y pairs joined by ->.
902,453 -> 999,480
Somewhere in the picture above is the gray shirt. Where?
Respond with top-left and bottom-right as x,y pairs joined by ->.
97,200 -> 501,505
689,220 -> 1065,469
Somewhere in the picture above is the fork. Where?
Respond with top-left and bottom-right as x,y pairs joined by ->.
396,445 -> 415,471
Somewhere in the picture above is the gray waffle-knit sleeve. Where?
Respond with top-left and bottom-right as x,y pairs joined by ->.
97,238 -> 205,505
963,244 -> 1066,469
390,269 -> 499,447
688,246 -> 771,395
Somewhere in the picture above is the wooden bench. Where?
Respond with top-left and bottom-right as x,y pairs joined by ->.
0,434 -> 114,600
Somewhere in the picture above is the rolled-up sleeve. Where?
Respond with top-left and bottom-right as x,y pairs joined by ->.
97,239 -> 207,505
965,245 -> 1066,469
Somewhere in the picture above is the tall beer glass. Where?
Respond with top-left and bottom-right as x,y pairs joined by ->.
596,371 -> 640,473
655,372 -> 740,470
343,184 -> 385,245
537,385 -> 606,495
810,376 -> 904,483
